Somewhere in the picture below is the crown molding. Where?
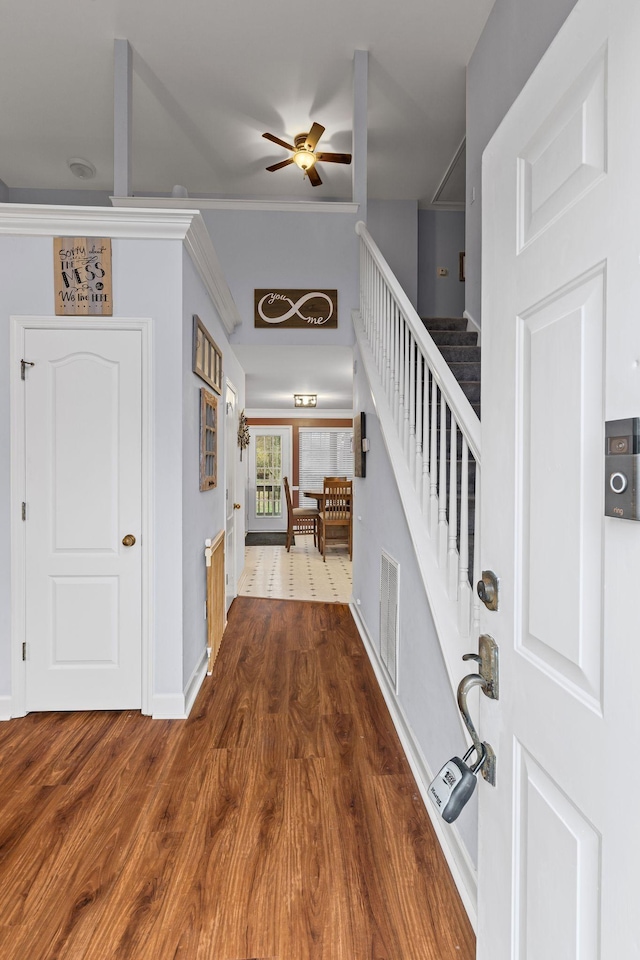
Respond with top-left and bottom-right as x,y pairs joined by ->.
111,196 -> 360,215
0,202 -> 241,333
0,202 -> 201,238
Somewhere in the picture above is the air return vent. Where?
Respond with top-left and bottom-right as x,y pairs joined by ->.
380,551 -> 399,688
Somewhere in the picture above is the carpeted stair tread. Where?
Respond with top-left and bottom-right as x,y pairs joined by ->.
429,331 -> 478,346
437,345 -> 482,364
422,317 -> 469,332
448,361 -> 481,381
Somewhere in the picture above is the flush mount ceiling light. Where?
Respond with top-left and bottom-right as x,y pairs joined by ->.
67,158 -> 96,180
294,394 -> 317,408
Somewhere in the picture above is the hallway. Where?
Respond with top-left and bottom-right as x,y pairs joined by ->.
0,598 -> 474,960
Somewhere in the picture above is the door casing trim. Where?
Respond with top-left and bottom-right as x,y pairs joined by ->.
9,316 -> 153,717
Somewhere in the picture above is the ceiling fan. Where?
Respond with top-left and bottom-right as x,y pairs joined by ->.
262,122 -> 351,186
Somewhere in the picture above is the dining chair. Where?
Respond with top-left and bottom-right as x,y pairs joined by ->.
318,479 -> 352,561
283,476 -> 319,552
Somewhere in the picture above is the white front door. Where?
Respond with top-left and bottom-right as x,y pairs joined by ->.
225,381 -> 238,611
479,0 -> 640,956
20,325 -> 143,711
248,426 -> 291,532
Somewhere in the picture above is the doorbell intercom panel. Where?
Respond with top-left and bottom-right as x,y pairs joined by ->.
605,418 -> 640,520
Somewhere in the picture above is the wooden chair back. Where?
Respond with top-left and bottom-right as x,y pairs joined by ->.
319,479 -> 352,560
284,476 -> 318,552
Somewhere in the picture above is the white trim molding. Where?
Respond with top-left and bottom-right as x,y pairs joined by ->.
112,196 -> 360,215
0,696 -> 12,721
350,601 -> 478,928
463,310 -> 481,346
0,203 -> 241,335
184,649 -> 208,718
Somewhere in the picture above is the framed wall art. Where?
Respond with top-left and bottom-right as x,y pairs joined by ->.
193,315 -> 223,394
200,388 -> 218,491
353,411 -> 367,478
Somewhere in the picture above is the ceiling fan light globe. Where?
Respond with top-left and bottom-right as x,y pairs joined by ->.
293,149 -> 316,172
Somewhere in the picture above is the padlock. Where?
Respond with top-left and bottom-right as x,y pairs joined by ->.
428,743 -> 486,823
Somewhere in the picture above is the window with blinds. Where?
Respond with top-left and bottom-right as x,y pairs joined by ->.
298,428 -> 354,508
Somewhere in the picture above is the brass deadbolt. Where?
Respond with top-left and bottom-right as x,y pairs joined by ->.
122,534 -> 136,547
477,570 -> 498,611
233,502 -> 241,510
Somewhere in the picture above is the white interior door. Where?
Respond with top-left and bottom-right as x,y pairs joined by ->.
247,426 -> 291,532
479,0 -> 640,956
21,326 -> 143,711
225,381 -> 238,611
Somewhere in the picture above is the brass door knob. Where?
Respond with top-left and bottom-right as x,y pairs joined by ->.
122,534 -> 136,547
233,503 -> 241,510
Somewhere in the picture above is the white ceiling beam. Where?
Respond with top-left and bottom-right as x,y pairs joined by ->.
114,39 -> 133,198
352,49 -> 368,222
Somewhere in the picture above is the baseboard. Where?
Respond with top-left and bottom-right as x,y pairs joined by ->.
463,309 -> 481,346
349,602 -> 478,929
151,649 -> 208,720
0,696 -> 12,721
184,649 -> 208,716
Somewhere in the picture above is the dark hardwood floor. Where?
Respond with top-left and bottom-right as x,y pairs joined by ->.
0,598 -> 475,960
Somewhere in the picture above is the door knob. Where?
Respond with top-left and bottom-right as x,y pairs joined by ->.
233,502 -> 241,510
122,534 -> 136,547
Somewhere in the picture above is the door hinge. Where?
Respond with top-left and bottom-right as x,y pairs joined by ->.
21,502 -> 26,521
20,359 -> 35,380
226,573 -> 229,585
22,642 -> 27,661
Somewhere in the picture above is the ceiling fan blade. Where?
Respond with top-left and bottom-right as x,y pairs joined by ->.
307,165 -> 322,187
266,157 -> 295,172
305,122 -> 325,151
262,132 -> 295,152
315,152 -> 352,165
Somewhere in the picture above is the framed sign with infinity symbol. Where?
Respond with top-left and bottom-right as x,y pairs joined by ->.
254,289 -> 338,329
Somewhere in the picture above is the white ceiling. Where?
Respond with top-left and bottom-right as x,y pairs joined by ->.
233,345 -> 354,411
1,0 -> 494,204
2,0 -> 493,410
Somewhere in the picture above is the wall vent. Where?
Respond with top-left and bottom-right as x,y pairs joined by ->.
380,551 -> 399,688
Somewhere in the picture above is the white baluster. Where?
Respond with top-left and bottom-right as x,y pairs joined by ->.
472,464 -> 481,639
403,323 -> 411,458
394,307 -> 401,428
414,347 -> 422,497
438,394 -> 448,568
448,418 -> 458,598
458,438 -> 471,637
429,376 -> 438,534
384,288 -> 391,396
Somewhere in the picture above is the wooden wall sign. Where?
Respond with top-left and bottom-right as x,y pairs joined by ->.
53,237 -> 112,316
254,289 -> 338,329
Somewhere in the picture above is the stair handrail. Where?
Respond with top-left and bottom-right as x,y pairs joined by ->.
355,220 -> 480,459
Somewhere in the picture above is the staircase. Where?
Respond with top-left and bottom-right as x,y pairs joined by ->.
422,318 -> 480,579
355,219 -> 482,694
422,318 -> 481,420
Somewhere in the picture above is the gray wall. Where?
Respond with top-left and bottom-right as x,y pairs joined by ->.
352,344 -> 478,862
465,0 -> 579,325
418,210 -> 466,318
4,187 -> 112,206
181,250 -> 245,690
0,230 -> 247,714
202,209 -> 359,347
367,200 -> 419,310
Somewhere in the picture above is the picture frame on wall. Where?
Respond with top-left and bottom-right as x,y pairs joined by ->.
354,411 -> 367,478
200,388 -> 218,491
193,315 -> 223,394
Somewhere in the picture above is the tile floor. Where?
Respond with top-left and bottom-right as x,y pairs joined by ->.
238,534 -> 352,603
